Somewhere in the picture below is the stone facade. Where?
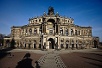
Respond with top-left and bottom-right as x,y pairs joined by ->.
4,7 -> 99,49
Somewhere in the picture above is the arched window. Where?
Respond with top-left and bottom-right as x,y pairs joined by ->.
60,28 -> 63,35
34,40 -> 36,49
72,40 -> 74,44
66,40 -> 69,44
39,19 -> 41,22
66,29 -> 68,36
71,29 -> 73,35
26,29 -> 27,33
29,28 -> 32,34
75,30 -> 77,35
81,30 -> 83,35
61,40 -> 64,42
25,29 -> 28,35
61,39 -> 64,48
78,30 -> 80,35
66,40 -> 69,49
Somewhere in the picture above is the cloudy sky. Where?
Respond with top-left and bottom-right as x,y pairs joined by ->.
0,0 -> 102,41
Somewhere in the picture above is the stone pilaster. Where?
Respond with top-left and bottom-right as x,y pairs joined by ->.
37,28 -> 39,34
63,27 -> 64,35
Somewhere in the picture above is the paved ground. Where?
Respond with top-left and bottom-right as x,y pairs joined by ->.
37,51 -> 67,68
60,48 -> 102,68
0,51 -> 43,68
0,48 -> 102,68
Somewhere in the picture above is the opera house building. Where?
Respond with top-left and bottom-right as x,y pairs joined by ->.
4,7 -> 99,50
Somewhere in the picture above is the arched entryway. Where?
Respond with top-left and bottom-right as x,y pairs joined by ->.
48,38 -> 55,49
34,40 -> 36,49
47,19 -> 55,24
6,40 -> 10,47
47,19 -> 55,28
94,40 -> 98,48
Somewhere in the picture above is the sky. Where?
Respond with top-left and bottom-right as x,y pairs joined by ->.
0,0 -> 102,42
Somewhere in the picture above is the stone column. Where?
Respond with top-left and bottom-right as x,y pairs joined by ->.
28,28 -> 30,35
58,37 -> 61,49
63,27 -> 64,35
57,37 -> 59,49
36,41 -> 39,49
42,24 -> 44,33
73,28 -> 75,35
37,28 -> 39,34
26,43 -> 28,49
69,28 -> 70,36
46,41 -> 49,49
3,39 -> 6,47
55,24 -> 56,35
32,42 -> 34,49
32,28 -> 34,34
44,24 -> 46,34
46,24 -> 47,34
18,41 -> 20,48
58,24 -> 60,35
63,38 -> 65,48
74,38 -> 76,49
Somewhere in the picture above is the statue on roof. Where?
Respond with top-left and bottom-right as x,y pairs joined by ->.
48,6 -> 54,15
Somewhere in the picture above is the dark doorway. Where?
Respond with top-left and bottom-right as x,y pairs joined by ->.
6,40 -> 10,47
28,44 -> 31,49
39,44 -> 41,49
66,44 -> 68,49
48,38 -> 55,49
72,44 -> 74,49
25,44 -> 26,48
94,40 -> 98,48
34,44 -> 36,49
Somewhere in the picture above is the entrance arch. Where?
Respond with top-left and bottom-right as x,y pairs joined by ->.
94,40 -> 98,48
6,40 -> 10,47
48,38 -> 55,49
47,19 -> 55,28
47,19 -> 55,24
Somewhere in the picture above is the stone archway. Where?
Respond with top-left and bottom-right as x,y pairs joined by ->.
47,19 -> 55,28
94,40 -> 98,48
47,19 -> 55,24
6,40 -> 10,47
48,38 -> 55,49
34,40 -> 36,49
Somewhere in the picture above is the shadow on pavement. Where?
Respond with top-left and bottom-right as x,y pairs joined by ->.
16,53 -> 34,68
85,61 -> 102,68
92,53 -> 102,56
81,56 -> 102,63
81,56 -> 102,68
0,47 -> 13,59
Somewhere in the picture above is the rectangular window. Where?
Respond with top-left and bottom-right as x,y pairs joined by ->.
49,30 -> 53,35
66,29 -> 68,36
60,28 -> 63,35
